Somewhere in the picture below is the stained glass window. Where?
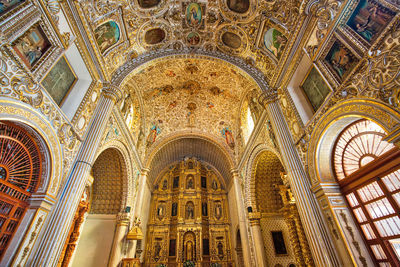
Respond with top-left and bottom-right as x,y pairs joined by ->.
333,119 -> 400,265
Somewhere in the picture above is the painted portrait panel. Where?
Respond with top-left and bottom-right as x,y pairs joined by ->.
227,0 -> 249,14
301,67 -> 331,112
12,24 -> 51,70
186,3 -> 202,27
187,32 -> 200,45
0,0 -> 25,16
41,56 -> 77,106
347,0 -> 395,43
263,28 -> 287,60
94,21 -> 120,54
138,0 -> 160,8
324,40 -> 358,80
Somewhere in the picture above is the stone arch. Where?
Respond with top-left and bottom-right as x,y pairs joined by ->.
0,101 -> 63,266
111,48 -> 271,93
305,99 -> 399,266
244,143 -> 283,210
94,139 -> 136,211
307,99 -> 400,185
145,130 -> 236,185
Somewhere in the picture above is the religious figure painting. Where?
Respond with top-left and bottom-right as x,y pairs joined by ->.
0,0 -> 24,16
227,0 -> 249,14
138,0 -> 160,8
186,3 -> 202,27
41,56 -> 77,106
324,40 -> 358,80
187,32 -> 200,45
346,0 -> 395,43
221,127 -> 235,149
12,24 -> 51,70
94,21 -> 120,54
300,67 -> 331,112
263,28 -> 287,60
146,123 -> 161,146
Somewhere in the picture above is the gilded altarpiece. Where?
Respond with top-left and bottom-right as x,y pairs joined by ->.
145,158 -> 233,267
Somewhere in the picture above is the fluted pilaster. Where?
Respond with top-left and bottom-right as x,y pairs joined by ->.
259,88 -> 341,266
248,212 -> 267,267
30,83 -> 123,266
232,170 -> 252,267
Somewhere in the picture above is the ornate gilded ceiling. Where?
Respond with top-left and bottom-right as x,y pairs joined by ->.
122,57 -> 259,149
77,0 -> 301,82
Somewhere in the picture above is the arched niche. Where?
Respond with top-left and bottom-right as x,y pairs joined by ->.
0,101 -> 62,266
72,147 -> 130,267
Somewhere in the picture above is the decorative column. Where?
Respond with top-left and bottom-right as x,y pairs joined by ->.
108,213 -> 131,267
127,169 -> 149,258
30,83 -> 123,266
259,90 -> 341,266
248,212 -> 267,267
231,170 -> 252,267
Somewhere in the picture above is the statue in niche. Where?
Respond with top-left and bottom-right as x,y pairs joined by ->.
212,179 -> 218,190
154,242 -> 162,260
162,179 -> 168,190
173,176 -> 179,188
186,241 -> 194,261
217,241 -> 224,260
186,202 -> 194,219
215,202 -> 222,220
202,202 -> 208,216
157,204 -> 165,220
187,177 -> 194,189
172,203 -> 178,216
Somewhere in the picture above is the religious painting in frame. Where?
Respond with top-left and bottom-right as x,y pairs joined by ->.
41,55 -> 77,106
300,67 -> 331,112
345,0 -> 396,44
0,0 -> 27,18
255,18 -> 288,62
11,23 -> 52,70
322,38 -> 359,82
271,231 -> 288,255
92,6 -> 129,56
182,2 -> 206,30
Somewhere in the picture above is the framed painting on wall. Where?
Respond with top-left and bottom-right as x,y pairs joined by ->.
346,0 -> 396,44
255,19 -> 288,62
300,67 -> 331,112
41,56 -> 77,106
322,39 -> 359,82
0,0 -> 26,17
11,24 -> 51,70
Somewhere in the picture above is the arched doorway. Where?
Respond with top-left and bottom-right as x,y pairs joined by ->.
144,157 -> 233,266
71,148 -> 126,267
0,122 -> 43,260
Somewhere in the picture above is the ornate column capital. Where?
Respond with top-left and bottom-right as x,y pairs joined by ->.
248,212 -> 262,226
101,82 -> 123,103
258,88 -> 278,108
117,212 -> 131,226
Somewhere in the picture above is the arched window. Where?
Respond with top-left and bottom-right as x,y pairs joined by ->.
0,122 -> 42,259
333,119 -> 400,265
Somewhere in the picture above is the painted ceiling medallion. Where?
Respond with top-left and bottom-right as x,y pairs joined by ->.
217,25 -> 248,55
145,28 -> 166,44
